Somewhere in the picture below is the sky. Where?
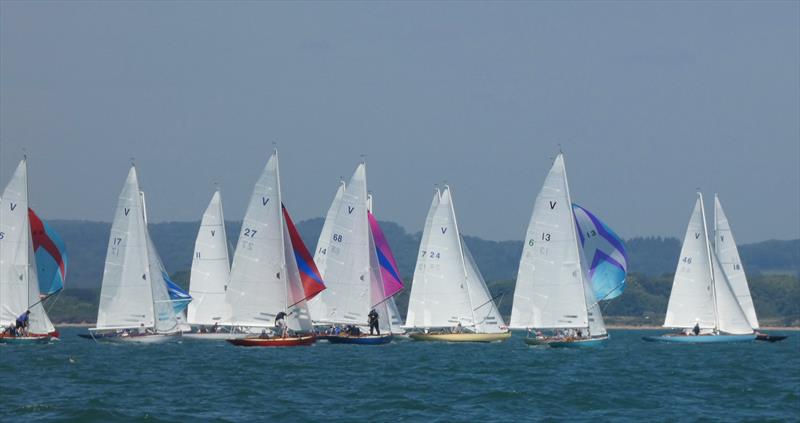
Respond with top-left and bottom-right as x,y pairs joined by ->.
1,1 -> 798,243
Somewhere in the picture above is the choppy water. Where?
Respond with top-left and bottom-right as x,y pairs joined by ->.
1,329 -> 798,422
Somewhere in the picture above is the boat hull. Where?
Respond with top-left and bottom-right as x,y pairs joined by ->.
642,333 -> 756,343
182,332 -> 248,341
524,335 -> 608,348
79,332 -> 182,343
409,332 -> 511,343
755,333 -> 788,343
323,334 -> 393,345
227,335 -> 316,347
0,334 -> 53,344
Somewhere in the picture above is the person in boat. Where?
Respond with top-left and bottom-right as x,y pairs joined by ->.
453,322 -> 463,334
212,322 -> 219,333
368,309 -> 380,336
692,323 -> 701,336
274,311 -> 288,338
14,310 -> 31,336
259,329 -> 269,339
577,329 -> 583,338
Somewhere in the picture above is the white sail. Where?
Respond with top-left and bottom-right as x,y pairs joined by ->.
308,180 -> 345,321
714,195 -> 759,329
187,190 -> 231,325
0,159 -> 54,334
310,164 -> 371,325
461,238 -> 506,333
226,153 -> 287,327
405,186 -> 501,331
144,229 -> 179,333
510,154 -> 590,329
96,167 -> 159,330
663,194 -> 717,329
225,151 -> 312,331
711,251 -> 754,334
386,297 -> 404,333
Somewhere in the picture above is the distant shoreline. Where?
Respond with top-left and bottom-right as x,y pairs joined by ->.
53,322 -> 800,331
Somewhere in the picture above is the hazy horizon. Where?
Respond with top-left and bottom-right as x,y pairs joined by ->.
2,1 -> 798,244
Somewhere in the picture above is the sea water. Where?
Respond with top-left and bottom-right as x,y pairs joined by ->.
1,329 -> 798,422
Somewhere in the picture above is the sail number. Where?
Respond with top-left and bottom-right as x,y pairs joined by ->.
541,233 -> 551,242
682,256 -> 692,264
585,230 -> 597,239
0,232 -> 4,240
111,237 -> 123,256
420,250 -> 441,259
243,228 -> 257,238
332,233 -> 343,243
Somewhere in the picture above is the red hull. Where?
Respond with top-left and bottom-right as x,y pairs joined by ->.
227,335 -> 316,347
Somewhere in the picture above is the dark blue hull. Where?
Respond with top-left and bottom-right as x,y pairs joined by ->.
322,334 -> 393,345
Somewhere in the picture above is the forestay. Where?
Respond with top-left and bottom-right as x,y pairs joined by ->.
714,195 -> 759,330
188,190 -> 231,325
510,154 -> 590,330
0,159 -> 55,335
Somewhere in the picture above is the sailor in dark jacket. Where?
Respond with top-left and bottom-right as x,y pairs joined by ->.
368,309 -> 380,336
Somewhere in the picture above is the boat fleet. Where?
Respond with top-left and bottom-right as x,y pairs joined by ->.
0,151 -> 784,346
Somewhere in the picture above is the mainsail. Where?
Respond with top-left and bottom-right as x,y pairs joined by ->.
405,186 -> 505,333
187,190 -> 231,325
225,151 -> 316,332
308,164 -> 372,326
572,204 -> 627,301
510,154 -> 599,333
307,180 -> 345,320
28,208 -> 67,296
95,166 -> 179,333
0,159 -> 55,335
714,195 -> 759,330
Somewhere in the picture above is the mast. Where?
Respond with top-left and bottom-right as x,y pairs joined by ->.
699,192 -> 719,332
445,186 -> 477,327
274,148 -> 288,314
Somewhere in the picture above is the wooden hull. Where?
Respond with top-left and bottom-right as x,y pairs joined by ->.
323,334 -> 393,345
642,333 -> 756,344
182,332 -> 247,341
227,335 -> 316,347
0,334 -> 53,344
524,335 -> 608,348
409,331 -> 511,343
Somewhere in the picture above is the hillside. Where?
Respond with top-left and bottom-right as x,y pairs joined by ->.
43,219 -> 800,325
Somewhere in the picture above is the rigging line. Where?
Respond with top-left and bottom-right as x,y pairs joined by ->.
27,288 -> 63,310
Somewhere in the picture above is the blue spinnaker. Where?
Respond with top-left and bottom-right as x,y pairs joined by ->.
163,272 -> 192,314
573,204 -> 627,301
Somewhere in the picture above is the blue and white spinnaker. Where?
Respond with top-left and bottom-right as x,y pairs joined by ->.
572,204 -> 627,301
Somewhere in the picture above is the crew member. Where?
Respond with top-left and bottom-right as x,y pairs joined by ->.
368,309 -> 380,336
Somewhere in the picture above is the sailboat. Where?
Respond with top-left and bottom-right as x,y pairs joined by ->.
82,166 -> 182,343
643,193 -> 756,343
510,154 -> 609,347
404,185 -> 510,342
0,158 -> 59,344
183,190 -> 240,340
225,150 -> 325,347
308,163 -> 399,344
714,195 -> 784,342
